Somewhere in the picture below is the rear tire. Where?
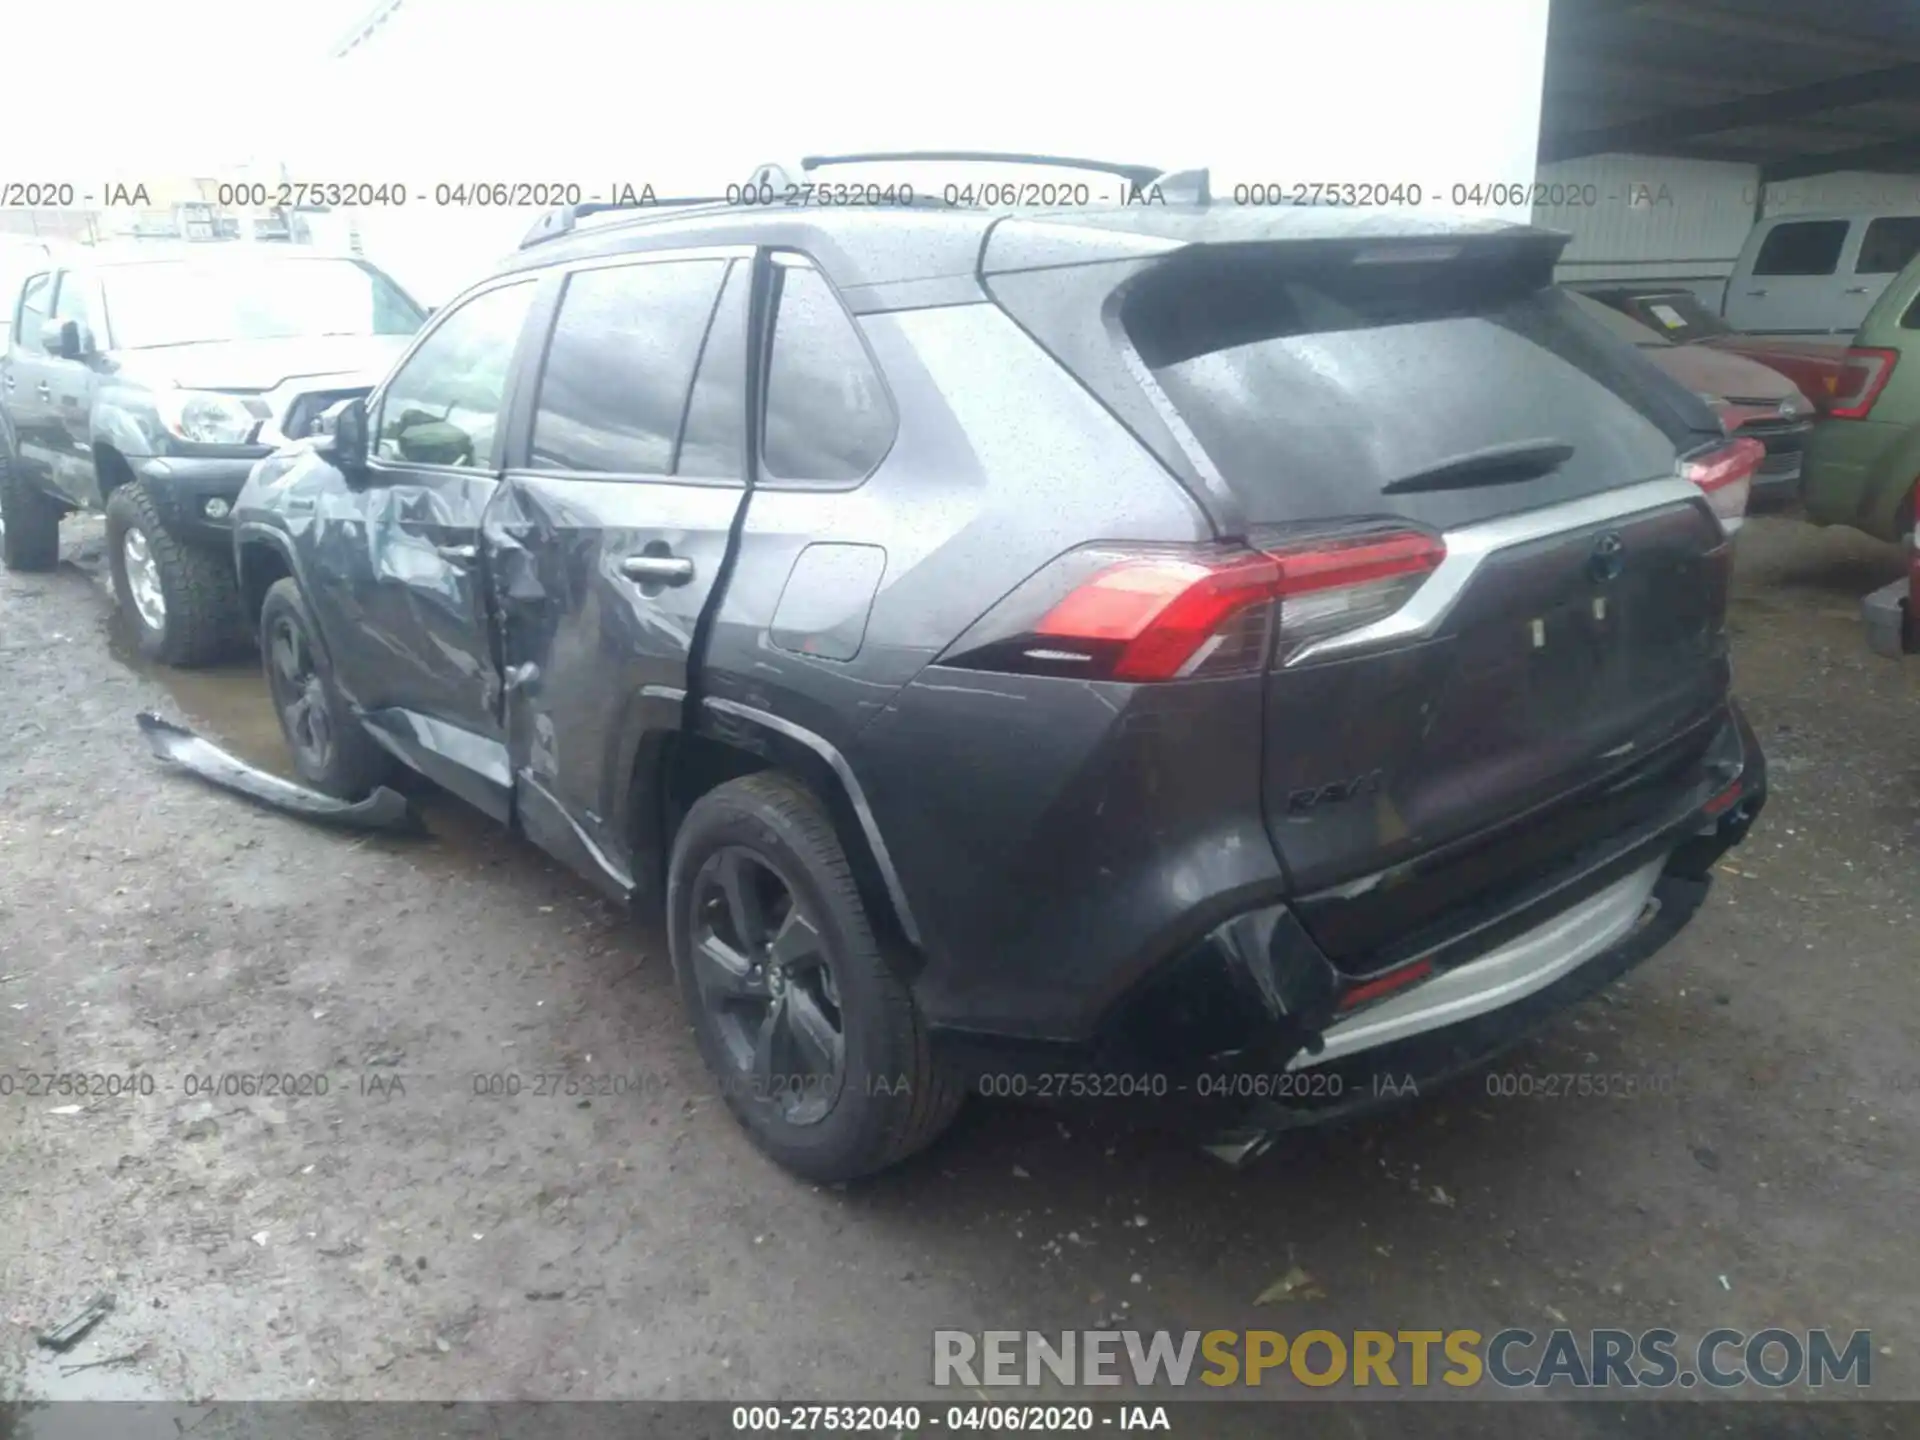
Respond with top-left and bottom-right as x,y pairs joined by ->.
105,482 -> 237,666
667,772 -> 964,1181
260,577 -> 394,799
0,446 -> 61,572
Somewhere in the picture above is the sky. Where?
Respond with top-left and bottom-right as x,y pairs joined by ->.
8,0 -> 1552,301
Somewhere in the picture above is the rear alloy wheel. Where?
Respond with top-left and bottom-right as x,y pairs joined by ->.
0,445 -> 61,572
667,773 -> 964,1181
259,577 -> 393,799
104,483 -> 238,666
691,846 -> 848,1126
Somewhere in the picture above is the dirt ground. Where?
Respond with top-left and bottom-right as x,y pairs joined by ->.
2,511 -> 1917,1434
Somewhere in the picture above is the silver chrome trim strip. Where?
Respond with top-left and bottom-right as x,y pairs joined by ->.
1285,477 -> 1705,666
1289,858 -> 1665,1069
703,698 -> 922,947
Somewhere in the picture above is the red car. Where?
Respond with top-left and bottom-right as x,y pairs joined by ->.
1579,286 -> 1850,415
1567,290 -> 1815,502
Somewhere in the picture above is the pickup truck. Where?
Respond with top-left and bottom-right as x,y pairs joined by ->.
0,243 -> 424,663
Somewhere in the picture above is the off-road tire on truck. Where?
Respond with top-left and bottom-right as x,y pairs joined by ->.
259,577 -> 396,800
0,445 -> 62,572
105,482 -> 238,667
667,772 -> 966,1182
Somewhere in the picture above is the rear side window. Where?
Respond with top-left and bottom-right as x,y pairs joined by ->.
530,259 -> 729,476
1752,220 -> 1848,277
1123,248 -> 1717,531
1855,216 -> 1920,275
761,262 -> 893,483
15,273 -> 51,351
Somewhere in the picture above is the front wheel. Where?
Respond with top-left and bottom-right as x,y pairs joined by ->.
104,483 -> 238,666
259,577 -> 394,799
666,772 -> 964,1181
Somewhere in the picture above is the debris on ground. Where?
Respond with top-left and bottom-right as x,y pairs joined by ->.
35,1293 -> 115,1352
59,1342 -> 151,1378
135,712 -> 422,833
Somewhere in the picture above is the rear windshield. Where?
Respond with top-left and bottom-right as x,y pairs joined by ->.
1122,249 -> 1719,530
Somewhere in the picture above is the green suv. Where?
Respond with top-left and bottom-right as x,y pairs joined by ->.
1802,251 -> 1920,544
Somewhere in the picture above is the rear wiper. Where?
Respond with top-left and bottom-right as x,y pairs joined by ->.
1381,438 -> 1575,494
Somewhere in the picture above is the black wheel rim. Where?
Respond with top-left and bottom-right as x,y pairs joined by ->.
266,614 -> 334,775
690,846 -> 846,1127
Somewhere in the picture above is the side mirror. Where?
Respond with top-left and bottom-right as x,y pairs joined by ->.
42,319 -> 92,360
314,395 -> 370,471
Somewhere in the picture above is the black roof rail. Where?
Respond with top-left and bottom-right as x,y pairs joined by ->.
800,150 -> 1165,189
518,194 -> 735,250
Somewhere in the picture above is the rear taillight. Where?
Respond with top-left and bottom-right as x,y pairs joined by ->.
1682,436 -> 1765,535
1262,530 -> 1447,665
937,530 -> 1445,682
1828,347 -> 1899,420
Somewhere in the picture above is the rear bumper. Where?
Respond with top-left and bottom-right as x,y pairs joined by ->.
132,454 -> 256,547
1802,418 -> 1919,542
930,700 -> 1765,1115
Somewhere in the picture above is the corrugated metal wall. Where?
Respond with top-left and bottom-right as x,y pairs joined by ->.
1533,154 -> 1920,310
1762,171 -> 1920,217
1534,154 -> 1759,307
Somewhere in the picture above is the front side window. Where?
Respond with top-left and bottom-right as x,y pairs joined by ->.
15,273 -> 52,352
51,272 -> 100,338
1752,220 -> 1848,277
374,280 -> 536,469
529,259 -> 730,476
1855,216 -> 1920,275
100,257 -> 425,350
761,262 -> 894,483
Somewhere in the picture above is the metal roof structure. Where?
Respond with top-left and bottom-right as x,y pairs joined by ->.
1541,0 -> 1920,179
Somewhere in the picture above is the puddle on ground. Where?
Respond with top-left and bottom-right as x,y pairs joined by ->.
98,606 -> 501,862
102,609 -> 292,777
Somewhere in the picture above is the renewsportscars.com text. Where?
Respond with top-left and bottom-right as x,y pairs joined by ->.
933,1328 -> 1872,1391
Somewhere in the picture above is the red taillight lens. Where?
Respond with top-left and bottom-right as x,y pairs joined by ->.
1682,436 -> 1765,535
1264,530 -> 1448,664
1828,347 -> 1899,420
1035,552 -> 1282,681
940,530 -> 1445,682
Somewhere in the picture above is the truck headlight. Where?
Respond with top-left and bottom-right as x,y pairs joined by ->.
155,390 -> 263,446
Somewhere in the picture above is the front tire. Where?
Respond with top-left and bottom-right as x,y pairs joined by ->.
666,772 -> 964,1182
259,577 -> 394,799
0,446 -> 61,572
105,482 -> 238,666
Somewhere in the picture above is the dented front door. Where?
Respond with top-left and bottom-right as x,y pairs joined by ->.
312,275 -> 542,820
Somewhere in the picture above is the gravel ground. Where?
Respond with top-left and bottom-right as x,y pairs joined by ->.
1,512 -> 1916,1435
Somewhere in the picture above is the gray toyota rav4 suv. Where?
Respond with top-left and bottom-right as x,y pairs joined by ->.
231,157 -> 1768,1181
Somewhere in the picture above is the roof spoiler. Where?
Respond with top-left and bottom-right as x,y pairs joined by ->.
799,149 -> 1168,191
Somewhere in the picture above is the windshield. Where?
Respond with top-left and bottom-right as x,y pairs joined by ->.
100,257 -> 425,349
1616,291 -> 1733,343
